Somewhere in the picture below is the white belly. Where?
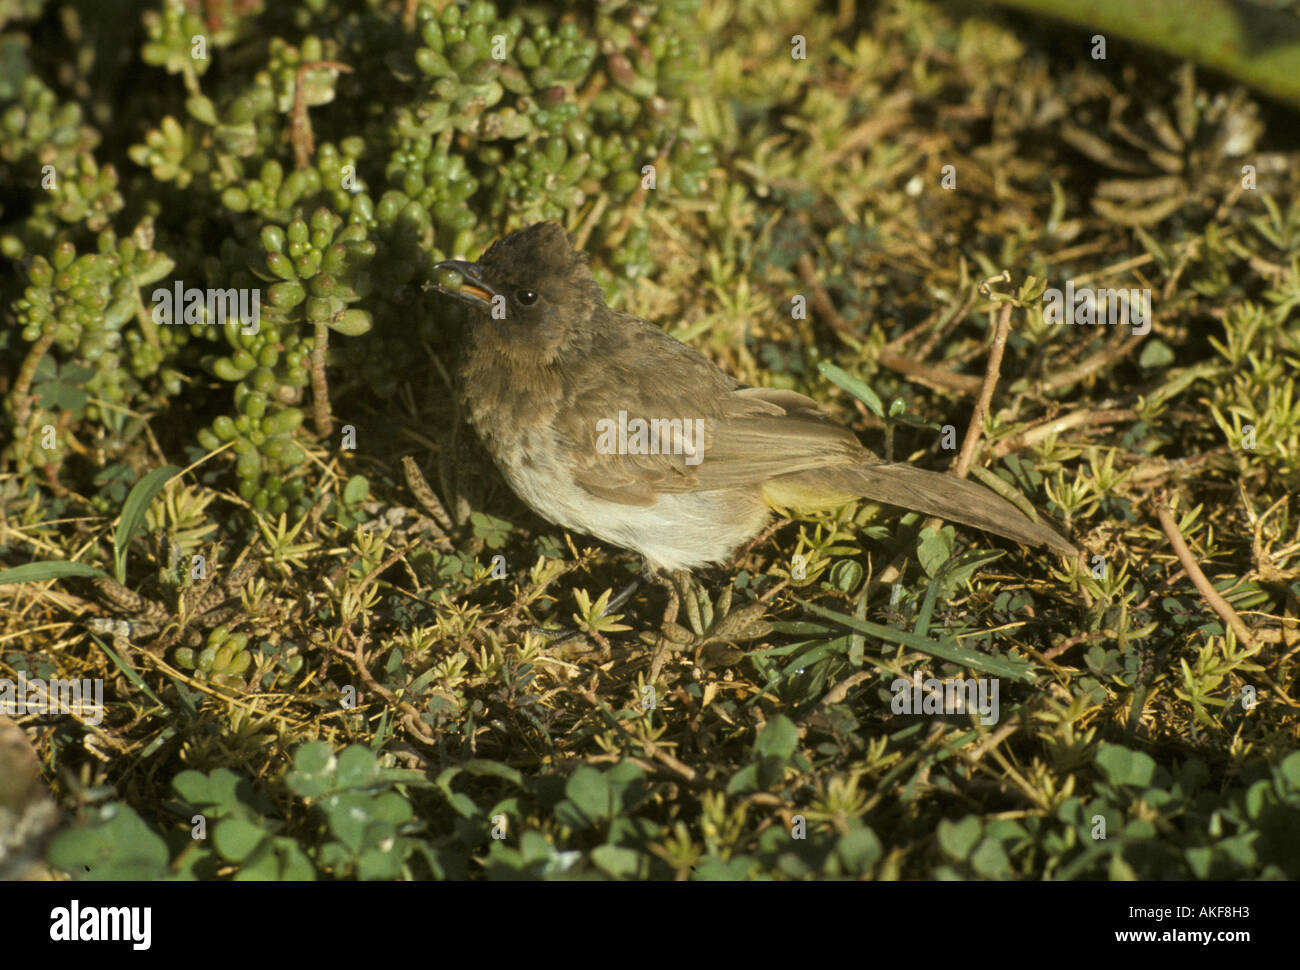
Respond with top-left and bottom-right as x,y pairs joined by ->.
499,435 -> 768,573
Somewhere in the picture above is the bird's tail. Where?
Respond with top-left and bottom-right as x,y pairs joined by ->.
769,463 -> 1078,557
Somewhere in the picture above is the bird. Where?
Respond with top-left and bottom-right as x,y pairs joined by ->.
431,221 -> 1076,582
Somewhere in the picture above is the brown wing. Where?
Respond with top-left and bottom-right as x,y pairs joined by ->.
553,312 -> 869,503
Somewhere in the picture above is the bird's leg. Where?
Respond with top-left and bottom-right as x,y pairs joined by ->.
650,572 -> 775,678
647,569 -> 696,683
678,570 -> 707,636
605,575 -> 643,614
527,571 -> 642,650
656,569 -> 703,640
661,569 -> 686,623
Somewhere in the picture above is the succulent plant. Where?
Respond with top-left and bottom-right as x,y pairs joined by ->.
3,0 -> 715,520
1060,64 -> 1266,226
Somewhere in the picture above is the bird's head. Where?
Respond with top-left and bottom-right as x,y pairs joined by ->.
432,221 -> 605,362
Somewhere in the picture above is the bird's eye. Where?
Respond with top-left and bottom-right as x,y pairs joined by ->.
516,289 -> 538,306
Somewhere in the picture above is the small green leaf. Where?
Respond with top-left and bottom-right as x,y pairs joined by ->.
970,836 -> 1012,878
591,844 -> 647,878
1095,742 -> 1157,787
372,792 -> 414,826
755,715 -> 798,760
47,804 -> 170,880
323,791 -> 371,852
1138,339 -> 1174,369
213,818 -> 270,863
1185,845 -> 1213,879
829,559 -> 863,593
173,768 -> 245,813
286,741 -> 336,797
1277,751 -> 1300,792
462,759 -> 525,786
185,94 -> 218,125
357,845 -> 405,880
917,526 -> 954,577
836,827 -> 882,873
470,511 -> 512,549
817,361 -> 884,417
342,474 -> 369,506
293,740 -> 335,773
726,762 -> 760,796
693,854 -> 756,880
937,816 -> 983,861
335,745 -> 379,788
566,766 -> 613,822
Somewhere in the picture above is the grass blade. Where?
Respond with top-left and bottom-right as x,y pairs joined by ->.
0,561 -> 111,584
114,465 -> 182,584
804,602 -> 1036,682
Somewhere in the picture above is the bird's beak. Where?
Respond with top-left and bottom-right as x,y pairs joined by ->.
432,259 -> 496,309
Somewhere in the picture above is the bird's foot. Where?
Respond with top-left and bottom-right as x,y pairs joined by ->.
648,573 -> 771,682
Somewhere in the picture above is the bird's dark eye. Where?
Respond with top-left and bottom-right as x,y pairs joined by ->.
516,289 -> 538,306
